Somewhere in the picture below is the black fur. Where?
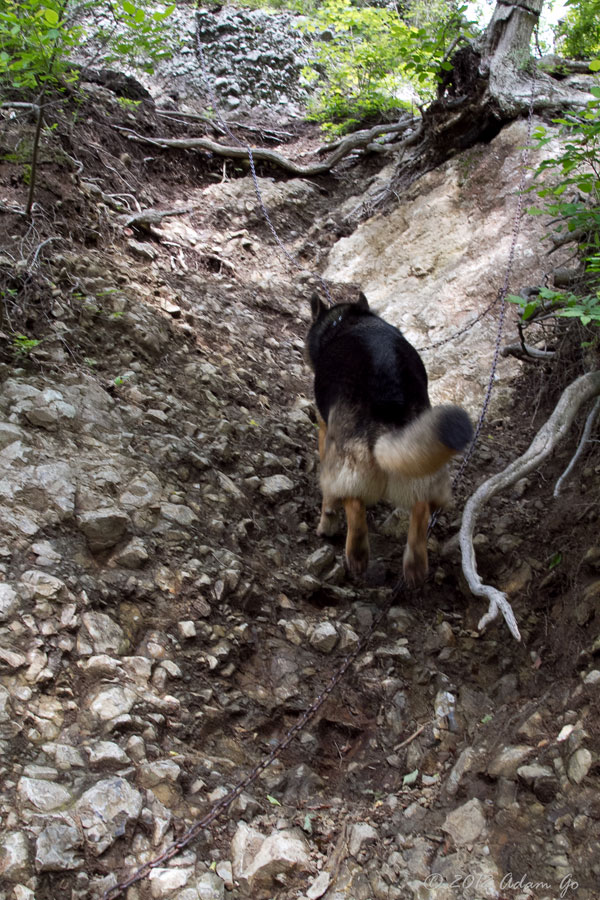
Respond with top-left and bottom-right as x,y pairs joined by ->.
306,293 -> 430,440
437,405 -> 473,452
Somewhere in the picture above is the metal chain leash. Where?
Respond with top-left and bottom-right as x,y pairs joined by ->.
102,584 -> 398,900
195,31 -> 333,305
103,44 -> 538,900
452,66 -> 537,488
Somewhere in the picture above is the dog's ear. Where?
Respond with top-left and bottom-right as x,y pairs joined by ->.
357,292 -> 370,311
310,293 -> 326,322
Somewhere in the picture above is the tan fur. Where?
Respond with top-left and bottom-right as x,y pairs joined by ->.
374,407 -> 459,479
317,405 -> 456,581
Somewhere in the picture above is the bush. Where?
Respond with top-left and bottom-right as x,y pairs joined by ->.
510,66 -> 600,336
299,0 -> 475,133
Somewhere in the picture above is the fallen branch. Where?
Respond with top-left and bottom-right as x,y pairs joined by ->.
112,121 -> 419,177
554,395 -> 600,497
120,206 -> 195,234
460,370 -> 600,640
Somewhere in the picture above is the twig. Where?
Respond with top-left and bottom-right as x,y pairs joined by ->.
27,235 -> 60,271
460,370 -> 600,640
502,342 -> 556,360
394,721 -> 430,751
554,396 -> 600,497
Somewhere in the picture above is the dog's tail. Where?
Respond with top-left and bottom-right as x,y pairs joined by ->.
374,405 -> 473,478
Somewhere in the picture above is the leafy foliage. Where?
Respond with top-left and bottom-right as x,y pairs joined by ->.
555,0 -> 600,61
511,70 -> 600,334
298,0 -> 476,132
0,0 -> 175,93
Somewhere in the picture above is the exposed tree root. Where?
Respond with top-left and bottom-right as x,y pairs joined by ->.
112,118 -> 418,177
554,395 -> 600,497
459,370 -> 600,641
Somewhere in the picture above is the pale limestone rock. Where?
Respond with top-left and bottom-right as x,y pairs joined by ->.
87,685 -> 137,721
35,818 -> 83,871
76,776 -> 143,856
0,831 -> 31,881
323,119 -> 570,415
0,583 -> 18,620
309,621 -> 338,654
78,611 -> 128,656
442,798 -> 486,846
17,777 -> 72,812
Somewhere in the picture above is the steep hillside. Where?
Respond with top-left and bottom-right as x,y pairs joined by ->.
1,24 -> 600,900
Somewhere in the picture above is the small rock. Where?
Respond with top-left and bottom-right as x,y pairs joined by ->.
78,509 -> 130,552
487,744 -> 533,778
309,621 -> 338,653
35,818 -> 83,871
17,777 -> 72,812
259,474 -> 294,499
110,537 -> 150,568
0,831 -> 30,881
348,822 -> 378,858
149,866 -> 193,898
0,583 -> 19,621
442,798 -> 486,846
307,870 -> 331,899
76,776 -> 143,856
568,748 -> 593,784
195,871 -> 226,899
305,545 -> 336,575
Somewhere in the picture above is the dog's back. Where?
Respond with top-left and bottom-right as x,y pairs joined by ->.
306,293 -> 430,446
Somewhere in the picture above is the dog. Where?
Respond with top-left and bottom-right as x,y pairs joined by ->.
305,291 -> 473,585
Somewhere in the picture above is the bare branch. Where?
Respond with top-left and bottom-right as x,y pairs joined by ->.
460,370 -> 600,640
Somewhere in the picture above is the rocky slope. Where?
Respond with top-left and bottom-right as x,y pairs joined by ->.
1,26 -> 600,900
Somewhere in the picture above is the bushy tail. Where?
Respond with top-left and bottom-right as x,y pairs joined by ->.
374,405 -> 473,478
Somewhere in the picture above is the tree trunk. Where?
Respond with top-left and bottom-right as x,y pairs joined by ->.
411,0 -> 593,172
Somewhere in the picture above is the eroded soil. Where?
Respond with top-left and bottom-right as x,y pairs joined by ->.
0,86 -> 599,900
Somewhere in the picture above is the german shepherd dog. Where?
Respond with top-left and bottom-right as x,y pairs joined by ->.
306,292 -> 473,585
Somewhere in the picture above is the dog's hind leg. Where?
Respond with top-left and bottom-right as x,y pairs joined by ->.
316,416 -> 341,536
343,497 -> 369,575
403,500 -> 430,586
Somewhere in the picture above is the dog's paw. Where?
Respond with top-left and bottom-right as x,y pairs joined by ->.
345,534 -> 370,577
402,545 -> 428,586
317,507 -> 341,537
345,549 -> 369,577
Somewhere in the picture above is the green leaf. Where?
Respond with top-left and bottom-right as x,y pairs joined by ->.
403,769 -> 419,786
589,59 -> 600,72
43,7 -> 59,25
266,795 -> 281,806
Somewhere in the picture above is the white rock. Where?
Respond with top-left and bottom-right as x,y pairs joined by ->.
17,777 -> 72,812
442,798 -> 486,845
309,621 -> 338,654
76,777 -> 143,856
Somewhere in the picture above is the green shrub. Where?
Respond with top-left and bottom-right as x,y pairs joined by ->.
511,67 -> 600,335
299,0 -> 475,132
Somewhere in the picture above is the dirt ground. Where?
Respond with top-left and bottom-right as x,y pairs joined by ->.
1,85 -> 600,900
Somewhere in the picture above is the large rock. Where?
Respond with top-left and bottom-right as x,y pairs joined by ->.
323,119 -> 569,415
